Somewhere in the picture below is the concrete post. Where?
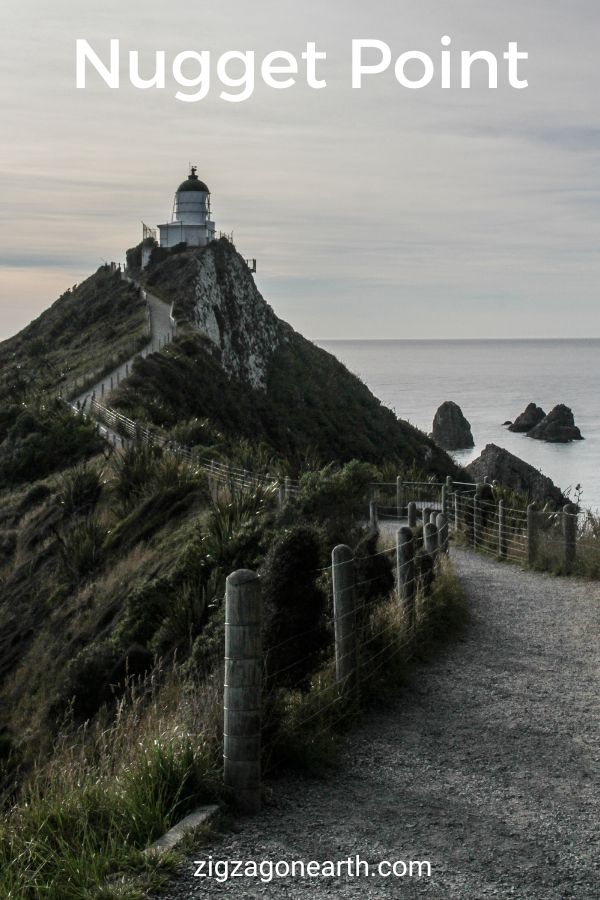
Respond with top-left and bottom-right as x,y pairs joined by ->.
422,507 -> 431,529
396,476 -> 404,519
454,492 -> 460,532
332,545 -> 357,697
563,503 -> 577,574
396,527 -> 415,627
110,376 -> 114,391
498,500 -> 507,560
430,511 -> 437,525
369,500 -> 379,532
407,501 -> 417,529
224,569 -> 262,814
436,513 -> 449,554
441,484 -> 448,517
527,503 -> 537,567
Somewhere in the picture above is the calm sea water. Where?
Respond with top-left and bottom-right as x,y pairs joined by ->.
317,340 -> 600,512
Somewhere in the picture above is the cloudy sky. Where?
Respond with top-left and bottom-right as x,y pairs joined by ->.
1,0 -> 599,340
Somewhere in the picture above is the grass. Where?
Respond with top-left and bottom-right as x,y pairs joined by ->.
0,268 -> 148,406
263,555 -> 467,774
0,666 -> 223,899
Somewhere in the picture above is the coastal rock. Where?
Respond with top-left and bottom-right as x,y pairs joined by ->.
527,404 -> 584,443
430,401 -> 474,451
508,403 -> 546,433
466,443 -> 565,505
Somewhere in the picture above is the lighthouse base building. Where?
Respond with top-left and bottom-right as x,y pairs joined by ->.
157,167 -> 216,249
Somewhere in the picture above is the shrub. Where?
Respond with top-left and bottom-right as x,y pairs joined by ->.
58,642 -> 154,723
0,405 -> 102,488
55,462 -> 103,517
55,516 -> 106,584
261,526 -> 329,691
110,442 -> 162,513
289,460 -> 377,546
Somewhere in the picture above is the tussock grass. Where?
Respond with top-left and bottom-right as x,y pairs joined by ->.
0,666 -> 223,899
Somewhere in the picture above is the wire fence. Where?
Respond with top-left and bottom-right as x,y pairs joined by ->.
223,512 -> 452,812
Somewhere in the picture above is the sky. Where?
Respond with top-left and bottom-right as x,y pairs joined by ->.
1,0 -> 599,340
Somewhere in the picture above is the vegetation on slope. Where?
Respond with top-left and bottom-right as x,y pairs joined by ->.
0,239 -> 472,897
0,267 -> 147,403
115,240 -> 463,477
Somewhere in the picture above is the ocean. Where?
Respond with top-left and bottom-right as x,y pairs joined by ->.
317,339 -> 600,513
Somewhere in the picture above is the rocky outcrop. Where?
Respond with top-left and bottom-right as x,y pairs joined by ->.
466,443 -> 566,505
527,405 -> 584,443
144,239 -> 288,391
508,403 -> 546,433
120,239 -> 464,475
431,401 -> 474,450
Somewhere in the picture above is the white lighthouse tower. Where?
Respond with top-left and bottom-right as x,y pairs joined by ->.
158,167 -> 216,249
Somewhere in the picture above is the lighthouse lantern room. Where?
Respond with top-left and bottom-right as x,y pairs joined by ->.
158,167 -> 216,249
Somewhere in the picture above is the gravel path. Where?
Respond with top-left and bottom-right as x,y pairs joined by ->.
74,289 -> 175,411
157,550 -> 600,899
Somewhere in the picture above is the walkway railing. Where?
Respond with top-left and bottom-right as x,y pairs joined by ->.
224,513 -> 451,812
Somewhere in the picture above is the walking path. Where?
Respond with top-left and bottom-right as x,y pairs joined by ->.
74,289 -> 175,412
157,549 -> 600,899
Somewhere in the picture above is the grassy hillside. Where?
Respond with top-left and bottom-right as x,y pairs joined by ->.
0,242 -> 473,897
0,267 -> 147,403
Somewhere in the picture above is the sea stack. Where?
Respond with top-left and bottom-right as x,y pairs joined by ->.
527,405 -> 584,443
508,403 -> 546,433
430,401 -> 475,451
467,444 -> 566,505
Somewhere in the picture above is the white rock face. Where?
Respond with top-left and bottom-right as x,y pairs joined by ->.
188,248 -> 285,390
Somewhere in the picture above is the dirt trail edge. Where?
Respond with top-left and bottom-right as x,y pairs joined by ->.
156,549 -> 600,899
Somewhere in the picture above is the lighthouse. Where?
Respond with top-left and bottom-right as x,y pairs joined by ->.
157,166 -> 216,249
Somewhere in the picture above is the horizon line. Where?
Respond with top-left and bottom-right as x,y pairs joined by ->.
313,336 -> 600,343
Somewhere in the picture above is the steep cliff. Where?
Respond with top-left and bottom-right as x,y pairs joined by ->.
125,239 -> 462,475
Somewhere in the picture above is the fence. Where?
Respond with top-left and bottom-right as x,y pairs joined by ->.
223,513 -> 450,812
451,486 -> 585,575
73,396 -> 302,498
367,478 -> 600,581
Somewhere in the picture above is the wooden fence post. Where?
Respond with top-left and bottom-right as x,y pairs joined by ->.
422,523 -> 438,595
224,569 -> 262,814
498,500 -> 507,560
473,484 -> 483,549
396,476 -> 404,519
436,513 -> 449,554
527,503 -> 537,567
332,545 -> 357,697
396,527 -> 415,627
563,503 -> 577,574
407,501 -> 417,528
369,500 -> 378,531
441,484 -> 448,517
424,522 -> 439,559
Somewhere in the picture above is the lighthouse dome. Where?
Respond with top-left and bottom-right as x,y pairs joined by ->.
177,167 -> 209,193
